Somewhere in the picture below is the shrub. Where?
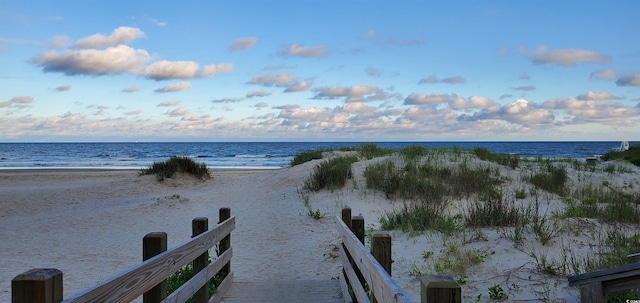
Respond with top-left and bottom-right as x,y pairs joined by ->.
290,149 -> 324,166
473,147 -> 519,169
466,196 -> 529,227
399,145 -> 430,162
601,144 -> 640,167
356,143 -> 393,160
526,163 -> 568,196
303,155 -> 358,191
140,156 -> 210,181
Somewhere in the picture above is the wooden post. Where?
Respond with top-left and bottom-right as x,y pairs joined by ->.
341,207 -> 352,230
12,268 -> 63,303
580,283 -> 605,303
219,207 -> 231,277
420,275 -> 461,303
352,216 -> 365,245
371,231 -> 392,275
192,217 -> 209,303
143,232 -> 167,303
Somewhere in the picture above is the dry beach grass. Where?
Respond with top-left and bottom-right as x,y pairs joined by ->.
1,146 -> 639,302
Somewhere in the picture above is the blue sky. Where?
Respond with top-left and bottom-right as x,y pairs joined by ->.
1,1 -> 639,142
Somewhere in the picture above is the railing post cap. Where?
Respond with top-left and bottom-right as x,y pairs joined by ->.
371,231 -> 391,238
12,268 -> 62,281
420,275 -> 461,289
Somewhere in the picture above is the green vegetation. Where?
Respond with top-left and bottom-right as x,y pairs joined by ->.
166,260 -> 223,302
356,143 -> 394,160
488,284 -> 507,300
140,156 -> 211,181
602,144 -> 640,167
473,147 -> 519,169
525,163 -> 568,196
302,155 -> 359,192
290,148 -> 324,166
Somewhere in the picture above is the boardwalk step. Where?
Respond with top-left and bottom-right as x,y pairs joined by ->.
220,280 -> 344,303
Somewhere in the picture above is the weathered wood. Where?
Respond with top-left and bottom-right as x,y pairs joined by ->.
161,248 -> 233,303
338,268 -> 354,303
335,215 -> 411,303
219,279 -> 343,303
12,268 -> 63,303
61,216 -> 235,303
371,232 -> 392,276
342,207 -> 352,230
209,271 -> 234,303
352,216 -> 365,245
219,208 -> 231,277
420,275 -> 461,303
143,232 -> 168,303
580,283 -> 604,303
338,245 -> 370,303
193,217 -> 209,303
568,262 -> 640,286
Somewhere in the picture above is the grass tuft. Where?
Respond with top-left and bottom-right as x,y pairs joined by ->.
140,156 -> 210,181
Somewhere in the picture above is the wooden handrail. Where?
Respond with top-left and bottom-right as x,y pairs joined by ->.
60,216 -> 235,303
335,215 -> 412,303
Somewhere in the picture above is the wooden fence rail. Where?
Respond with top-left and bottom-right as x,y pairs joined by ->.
336,207 -> 461,303
12,208 -> 234,303
568,261 -> 640,303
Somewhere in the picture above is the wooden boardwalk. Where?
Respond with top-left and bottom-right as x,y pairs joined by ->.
219,280 -> 344,303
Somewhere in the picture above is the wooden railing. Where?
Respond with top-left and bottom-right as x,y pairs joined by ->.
336,207 -> 461,303
12,208 -> 235,303
568,261 -> 640,303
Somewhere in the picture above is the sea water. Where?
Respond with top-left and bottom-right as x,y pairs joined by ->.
0,141 -> 631,169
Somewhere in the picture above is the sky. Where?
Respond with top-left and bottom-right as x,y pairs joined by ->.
1,1 -> 639,142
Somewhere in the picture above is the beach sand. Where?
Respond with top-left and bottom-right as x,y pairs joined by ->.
2,155 -> 639,302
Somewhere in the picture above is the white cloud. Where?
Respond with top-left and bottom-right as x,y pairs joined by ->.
54,85 -> 70,92
249,73 -> 295,86
202,63 -> 234,77
511,85 -> 536,91
284,80 -> 312,92
11,96 -> 34,104
154,81 -> 192,93
404,93 -> 456,105
418,75 -> 465,84
32,45 -> 150,76
166,107 -> 188,117
500,99 -> 553,124
254,102 -> 269,109
229,37 -> 257,51
124,110 -> 142,115
144,60 -> 199,80
122,85 -> 139,93
278,44 -> 330,58
314,85 -> 390,103
521,45 -> 609,66
576,91 -> 620,101
590,69 -> 617,80
158,100 -> 181,107
449,96 -> 497,110
246,90 -> 270,98
212,97 -> 244,103
542,95 -> 639,125
74,27 -> 145,48
616,72 -> 640,86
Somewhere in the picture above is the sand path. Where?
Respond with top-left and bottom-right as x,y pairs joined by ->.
0,165 -> 341,302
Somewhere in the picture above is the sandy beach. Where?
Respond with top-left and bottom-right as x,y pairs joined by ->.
2,153 -> 639,302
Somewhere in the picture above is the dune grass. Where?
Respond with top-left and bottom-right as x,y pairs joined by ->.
140,156 -> 211,181
290,149 -> 325,166
602,143 -> 640,167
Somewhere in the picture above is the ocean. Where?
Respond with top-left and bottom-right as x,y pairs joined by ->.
0,141 -> 633,170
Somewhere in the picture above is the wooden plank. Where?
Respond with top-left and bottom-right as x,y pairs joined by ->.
335,216 -> 412,303
338,245 -> 370,303
62,216 -> 235,303
602,274 -> 640,293
209,272 -> 234,303
161,248 -> 233,303
568,262 -> 640,286
219,280 -> 343,303
338,269 -> 354,303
